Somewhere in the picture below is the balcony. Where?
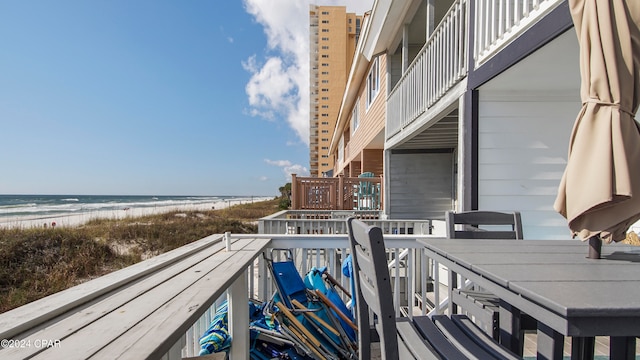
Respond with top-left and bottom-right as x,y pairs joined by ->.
386,0 -> 565,140
290,174 -> 383,211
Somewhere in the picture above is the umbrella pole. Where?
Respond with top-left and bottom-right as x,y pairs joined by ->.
587,236 -> 602,259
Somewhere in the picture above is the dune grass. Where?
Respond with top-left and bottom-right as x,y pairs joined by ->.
0,198 -> 281,313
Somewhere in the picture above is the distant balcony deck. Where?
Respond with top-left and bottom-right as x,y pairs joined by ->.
291,174 -> 384,211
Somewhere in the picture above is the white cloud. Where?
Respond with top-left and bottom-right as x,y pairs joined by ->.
242,0 -> 374,147
259,175 -> 269,181
265,158 -> 310,180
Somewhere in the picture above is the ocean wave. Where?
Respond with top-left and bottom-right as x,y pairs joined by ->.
0,195 -> 259,219
0,203 -> 38,209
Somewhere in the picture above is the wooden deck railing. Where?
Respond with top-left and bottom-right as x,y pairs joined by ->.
291,174 -> 384,211
0,218 -> 444,359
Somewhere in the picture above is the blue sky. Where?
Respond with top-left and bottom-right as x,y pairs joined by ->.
0,0 -> 372,196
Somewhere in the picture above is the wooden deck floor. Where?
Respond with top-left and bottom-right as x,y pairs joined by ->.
369,336 -> 639,359
522,333 -> 640,359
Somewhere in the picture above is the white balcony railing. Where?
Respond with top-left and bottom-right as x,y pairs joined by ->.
260,210 -> 433,235
387,0 -> 469,139
387,0 -> 565,140
185,233 -> 439,357
474,0 -> 564,66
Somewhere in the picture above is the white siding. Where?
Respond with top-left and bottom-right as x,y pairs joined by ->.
478,94 -> 578,239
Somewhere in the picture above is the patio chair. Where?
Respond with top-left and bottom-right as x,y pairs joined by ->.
446,210 -> 523,240
347,217 -> 440,359
356,172 -> 379,210
347,218 -> 522,360
446,211 -> 534,342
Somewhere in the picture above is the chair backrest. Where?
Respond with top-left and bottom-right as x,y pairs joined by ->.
358,172 -> 376,194
446,211 -> 523,240
347,217 -> 398,359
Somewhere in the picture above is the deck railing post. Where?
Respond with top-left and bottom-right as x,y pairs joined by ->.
228,269 -> 249,359
162,335 -> 185,360
338,175 -> 344,210
225,232 -> 231,251
291,174 -> 299,209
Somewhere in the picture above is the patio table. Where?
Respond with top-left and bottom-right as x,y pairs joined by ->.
419,238 -> 640,360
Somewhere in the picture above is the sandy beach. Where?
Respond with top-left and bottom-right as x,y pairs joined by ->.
0,196 -> 273,229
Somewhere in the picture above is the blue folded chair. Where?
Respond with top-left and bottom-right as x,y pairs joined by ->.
264,249 -> 357,359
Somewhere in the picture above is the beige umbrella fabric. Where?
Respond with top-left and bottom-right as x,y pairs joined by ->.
554,0 -> 640,244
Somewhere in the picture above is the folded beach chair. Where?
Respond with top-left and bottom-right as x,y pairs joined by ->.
304,267 -> 356,343
264,249 -> 357,359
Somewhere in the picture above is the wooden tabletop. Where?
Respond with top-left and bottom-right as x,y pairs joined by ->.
420,238 -> 640,336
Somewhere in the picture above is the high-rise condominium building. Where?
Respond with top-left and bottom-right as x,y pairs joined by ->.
309,5 -> 361,177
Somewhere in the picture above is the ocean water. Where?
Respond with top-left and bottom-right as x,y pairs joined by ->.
0,194 -> 252,220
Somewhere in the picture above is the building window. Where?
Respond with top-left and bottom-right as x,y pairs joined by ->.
321,130 -> 329,134
322,37 -> 329,41
322,46 -> 329,50
321,80 -> 329,84
351,100 -> 360,134
321,96 -> 329,100
321,146 -> 329,150
321,20 -> 329,24
322,11 -> 329,15
321,29 -> 329,33
321,63 -> 329,67
321,71 -> 329,75
322,138 -> 328,142
321,105 -> 329,109
321,88 -> 329,92
321,113 -> 329,117
366,58 -> 380,108
321,54 -> 329,58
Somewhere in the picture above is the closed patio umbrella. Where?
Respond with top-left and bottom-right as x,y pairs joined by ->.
554,0 -> 640,257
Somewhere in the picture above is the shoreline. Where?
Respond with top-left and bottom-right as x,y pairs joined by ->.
0,196 -> 274,229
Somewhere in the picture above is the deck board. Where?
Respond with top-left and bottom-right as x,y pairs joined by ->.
98,246 -> 266,359
1,236 -> 270,360
0,234 -> 224,341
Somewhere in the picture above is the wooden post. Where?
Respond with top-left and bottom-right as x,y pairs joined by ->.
228,270 -> 249,359
291,174 -> 298,210
224,232 -> 231,251
338,175 -> 344,210
588,235 -> 602,259
379,175 -> 384,210
537,323 -> 564,360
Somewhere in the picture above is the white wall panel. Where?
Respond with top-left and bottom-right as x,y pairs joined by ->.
478,95 -> 578,239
